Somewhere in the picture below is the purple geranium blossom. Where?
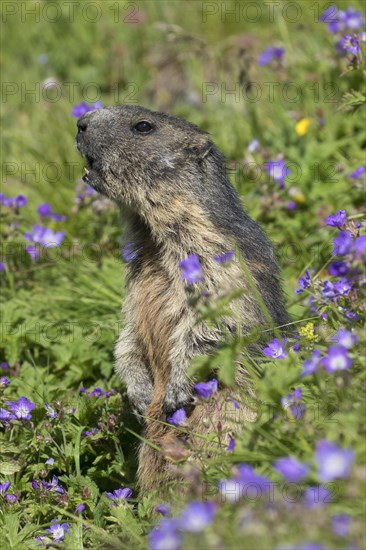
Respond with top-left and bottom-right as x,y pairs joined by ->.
304,486 -> 333,508
349,165 -> 365,179
214,250 -> 234,263
258,47 -> 285,66
156,504 -> 171,516
295,269 -> 311,294
263,338 -> 287,359
0,376 -> 10,387
37,203 -> 52,216
15,195 -> 27,208
6,396 -> 35,420
227,437 -> 235,452
25,225 -> 64,248
281,388 -> 306,419
47,520 -> 70,542
333,277 -> 352,297
167,408 -> 187,427
177,501 -> 217,532
331,514 -> 351,537
266,159 -> 290,186
315,440 -> 354,482
328,260 -> 348,276
287,201 -> 297,210
333,231 -> 353,256
301,350 -> 322,377
0,408 -> 16,422
90,387 -> 103,397
332,329 -> 357,349
0,481 -> 11,495
1,362 -> 9,369
45,458 -> 55,465
6,494 -> 17,503
179,253 -> 203,284
322,345 -> 352,373
76,503 -> 85,514
338,34 -> 361,55
149,519 -> 182,550
71,101 -> 104,118
274,457 -> 309,482
194,378 -> 218,399
321,6 -> 364,33
236,464 -> 273,497
355,235 -> 366,257
44,403 -> 57,419
41,475 -> 65,494
326,209 -> 346,229
105,487 -> 132,505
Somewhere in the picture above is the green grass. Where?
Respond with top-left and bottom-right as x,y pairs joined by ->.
0,1 -> 365,548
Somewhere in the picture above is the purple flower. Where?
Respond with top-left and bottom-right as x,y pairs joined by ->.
0,263 -> 4,272
332,514 -> 351,536
235,464 -> 273,497
149,519 -> 182,550
0,482 -> 11,495
25,225 -> 64,248
122,242 -> 140,262
349,165 -> 365,179
167,408 -> 187,427
44,403 -> 57,419
1,362 -> 9,369
287,201 -> 297,211
41,475 -> 65,494
15,195 -> 27,208
301,350 -> 322,377
332,329 -> 357,348
266,159 -> 290,186
7,396 -> 35,420
194,378 -> 218,399
6,494 -> 17,503
321,6 -> 364,33
295,269 -> 311,294
247,138 -> 260,153
25,246 -> 40,261
274,457 -> 309,482
322,345 -> 352,373
338,34 -> 361,55
258,47 -> 285,66
227,437 -> 235,452
0,408 -> 16,422
71,101 -> 104,117
105,487 -> 132,504
179,254 -> 203,284
263,338 -> 287,359
315,440 -> 354,482
177,501 -> 216,532
214,250 -> 234,263
76,503 -> 85,514
326,209 -> 346,229
304,486 -> 333,508
0,376 -> 10,387
355,235 -> 366,257
297,544 -> 325,550
45,458 -> 55,465
37,203 -> 66,222
156,504 -> 171,516
333,231 -> 353,256
90,387 -> 103,397
281,388 -> 306,419
328,260 -> 348,276
84,427 -> 99,436
47,520 -> 70,542
333,277 -> 352,297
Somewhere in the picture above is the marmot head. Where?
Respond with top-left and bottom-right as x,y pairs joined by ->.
75,105 -> 214,208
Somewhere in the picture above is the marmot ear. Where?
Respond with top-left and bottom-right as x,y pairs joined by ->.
185,135 -> 213,160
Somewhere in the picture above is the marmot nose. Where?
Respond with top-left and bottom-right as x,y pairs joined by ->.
77,118 -> 88,133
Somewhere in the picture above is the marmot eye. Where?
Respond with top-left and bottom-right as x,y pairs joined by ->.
134,121 -> 153,133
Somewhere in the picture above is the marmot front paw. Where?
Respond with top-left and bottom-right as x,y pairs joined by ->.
127,384 -> 153,420
163,382 -> 194,416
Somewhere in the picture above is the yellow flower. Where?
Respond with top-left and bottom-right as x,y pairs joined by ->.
299,322 -> 317,341
295,118 -> 311,136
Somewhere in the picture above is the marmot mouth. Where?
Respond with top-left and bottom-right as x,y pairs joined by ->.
82,154 -> 96,183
